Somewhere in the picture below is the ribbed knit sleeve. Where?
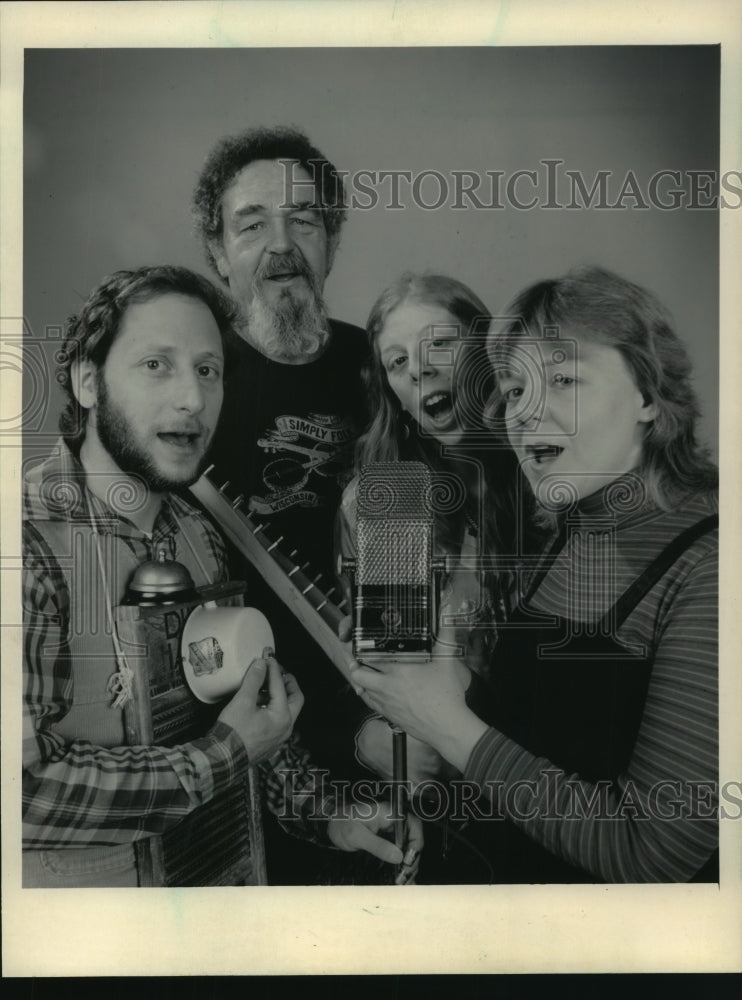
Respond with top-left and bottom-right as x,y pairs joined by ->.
465,548 -> 717,882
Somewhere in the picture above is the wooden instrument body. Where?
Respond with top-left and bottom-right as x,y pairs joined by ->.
190,474 -> 355,684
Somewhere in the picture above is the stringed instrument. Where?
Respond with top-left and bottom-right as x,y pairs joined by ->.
189,467 -> 451,885
191,467 -> 508,885
190,467 -> 355,685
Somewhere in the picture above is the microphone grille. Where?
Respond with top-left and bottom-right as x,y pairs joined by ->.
357,461 -> 433,520
356,461 -> 433,585
356,518 -> 433,584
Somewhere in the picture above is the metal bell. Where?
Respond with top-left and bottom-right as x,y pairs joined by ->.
123,548 -> 198,606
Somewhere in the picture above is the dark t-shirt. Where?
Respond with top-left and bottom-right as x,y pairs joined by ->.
206,319 -> 370,776
210,319 -> 369,579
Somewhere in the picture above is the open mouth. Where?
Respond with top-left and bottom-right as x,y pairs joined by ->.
421,391 -> 455,423
265,269 -> 305,283
158,432 -> 201,450
524,444 -> 564,465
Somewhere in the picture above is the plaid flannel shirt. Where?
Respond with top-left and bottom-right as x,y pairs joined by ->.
23,439 -> 335,850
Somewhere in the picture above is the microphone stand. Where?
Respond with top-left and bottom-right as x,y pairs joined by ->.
341,460 -> 443,885
390,723 -> 409,860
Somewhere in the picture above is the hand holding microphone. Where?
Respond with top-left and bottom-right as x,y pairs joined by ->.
327,801 -> 424,883
354,715 -> 460,786
349,651 -> 470,748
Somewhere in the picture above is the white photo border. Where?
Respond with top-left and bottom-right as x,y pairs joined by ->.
1,0 -> 741,977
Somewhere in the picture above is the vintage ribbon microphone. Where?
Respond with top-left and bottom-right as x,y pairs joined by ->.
341,461 -> 438,868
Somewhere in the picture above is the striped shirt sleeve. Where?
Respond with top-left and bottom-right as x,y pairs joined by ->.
464,550 -> 718,882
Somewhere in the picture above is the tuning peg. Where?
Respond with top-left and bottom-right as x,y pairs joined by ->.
218,481 -> 231,495
231,494 -> 245,509
266,535 -> 284,552
203,464 -> 215,479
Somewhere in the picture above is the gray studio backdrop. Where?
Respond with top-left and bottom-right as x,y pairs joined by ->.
24,46 -> 719,453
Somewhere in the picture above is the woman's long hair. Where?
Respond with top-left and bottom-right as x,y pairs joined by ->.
485,265 -> 718,511
356,272 -> 522,557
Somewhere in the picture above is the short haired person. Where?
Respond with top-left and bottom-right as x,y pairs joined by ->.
22,266 -> 420,887
350,266 -> 718,883
193,127 -> 372,881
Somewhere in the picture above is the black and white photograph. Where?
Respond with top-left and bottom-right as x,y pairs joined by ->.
2,0 -> 741,979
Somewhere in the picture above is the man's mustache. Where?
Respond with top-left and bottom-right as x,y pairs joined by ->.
258,251 -> 314,282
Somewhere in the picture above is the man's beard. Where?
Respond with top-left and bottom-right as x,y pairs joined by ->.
242,252 -> 330,362
95,375 -> 210,494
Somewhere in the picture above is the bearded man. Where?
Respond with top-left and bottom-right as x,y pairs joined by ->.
191,127 -> 373,882
192,126 -> 367,573
21,265 -> 419,887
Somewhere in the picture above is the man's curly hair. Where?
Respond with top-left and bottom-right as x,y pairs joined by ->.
57,265 -> 238,452
192,125 -> 347,276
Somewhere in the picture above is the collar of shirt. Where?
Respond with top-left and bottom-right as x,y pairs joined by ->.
573,469 -> 652,523
573,472 -> 717,533
23,437 -> 198,549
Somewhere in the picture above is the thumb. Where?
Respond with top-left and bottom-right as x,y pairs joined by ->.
338,615 -> 353,643
354,824 -> 403,866
236,656 -> 268,700
265,655 -> 289,710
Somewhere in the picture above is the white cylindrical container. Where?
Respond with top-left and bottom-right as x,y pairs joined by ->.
181,604 -> 274,703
